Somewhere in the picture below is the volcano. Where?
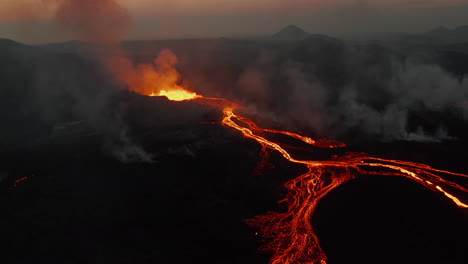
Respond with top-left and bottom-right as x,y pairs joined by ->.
1,30 -> 468,264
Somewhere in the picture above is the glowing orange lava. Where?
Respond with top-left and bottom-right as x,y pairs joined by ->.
121,49 -> 468,264
13,176 -> 28,188
150,86 -> 200,101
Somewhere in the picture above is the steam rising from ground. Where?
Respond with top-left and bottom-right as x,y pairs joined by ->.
338,62 -> 467,142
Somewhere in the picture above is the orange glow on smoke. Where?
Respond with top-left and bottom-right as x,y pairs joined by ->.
108,48 -> 188,98
117,49 -> 468,264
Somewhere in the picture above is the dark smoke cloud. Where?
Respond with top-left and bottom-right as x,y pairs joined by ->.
50,0 -> 130,44
29,48 -> 153,162
39,0 -> 152,162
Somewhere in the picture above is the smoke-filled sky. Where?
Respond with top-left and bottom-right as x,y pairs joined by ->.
2,0 -> 468,43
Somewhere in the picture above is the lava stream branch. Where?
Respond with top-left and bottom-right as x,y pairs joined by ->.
247,166 -> 354,264
222,106 -> 468,206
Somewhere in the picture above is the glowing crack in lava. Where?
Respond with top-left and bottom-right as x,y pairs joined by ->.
119,50 -> 468,264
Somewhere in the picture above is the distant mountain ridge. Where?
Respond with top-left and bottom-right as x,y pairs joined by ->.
272,25 -> 311,41
427,26 -> 451,35
425,25 -> 468,43
0,38 -> 27,49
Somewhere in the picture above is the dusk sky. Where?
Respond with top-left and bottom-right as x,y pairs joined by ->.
2,0 -> 468,43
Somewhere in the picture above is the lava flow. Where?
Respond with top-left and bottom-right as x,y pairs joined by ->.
150,86 -> 200,101
119,50 -> 468,264
144,85 -> 468,264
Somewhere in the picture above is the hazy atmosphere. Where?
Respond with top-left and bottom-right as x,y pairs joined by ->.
2,0 -> 468,43
1,1 -> 468,264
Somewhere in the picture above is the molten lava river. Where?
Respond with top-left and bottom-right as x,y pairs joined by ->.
135,70 -> 468,264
